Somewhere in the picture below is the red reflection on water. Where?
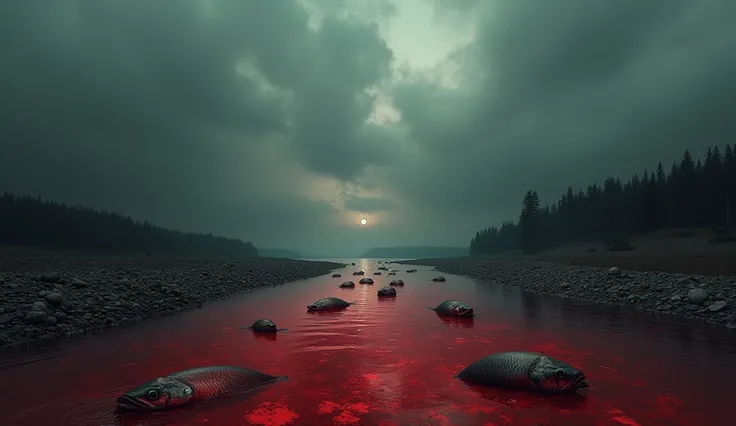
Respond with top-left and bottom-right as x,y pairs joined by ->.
0,261 -> 733,425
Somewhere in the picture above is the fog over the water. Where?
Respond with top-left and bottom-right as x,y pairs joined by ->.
1,0 -> 734,257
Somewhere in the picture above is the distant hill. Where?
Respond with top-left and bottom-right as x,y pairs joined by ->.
361,246 -> 469,259
257,248 -> 303,259
0,191 -> 257,258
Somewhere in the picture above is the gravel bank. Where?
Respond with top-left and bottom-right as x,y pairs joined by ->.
401,258 -> 736,328
0,254 -> 344,348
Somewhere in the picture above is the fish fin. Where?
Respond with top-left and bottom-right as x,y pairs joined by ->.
239,326 -> 252,330
349,300 -> 357,304
277,328 -> 288,332
426,307 -> 436,311
274,375 -> 288,381
453,374 -> 460,379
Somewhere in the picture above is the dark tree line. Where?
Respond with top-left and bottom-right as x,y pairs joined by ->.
470,145 -> 736,255
0,192 -> 258,257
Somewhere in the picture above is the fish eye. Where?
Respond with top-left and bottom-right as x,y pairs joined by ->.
146,389 -> 160,400
554,369 -> 566,379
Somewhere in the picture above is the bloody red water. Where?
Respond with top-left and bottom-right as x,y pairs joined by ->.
0,259 -> 733,425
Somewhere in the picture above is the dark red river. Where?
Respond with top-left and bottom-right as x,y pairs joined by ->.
0,259 -> 733,425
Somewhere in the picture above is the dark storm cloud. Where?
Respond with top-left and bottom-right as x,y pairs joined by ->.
389,0 -> 736,229
344,196 -> 395,213
0,0 -> 394,254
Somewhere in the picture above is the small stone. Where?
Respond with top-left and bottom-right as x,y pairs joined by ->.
709,301 -> 727,312
24,310 -> 48,324
71,278 -> 88,288
671,294 -> 682,301
560,282 -> 571,289
45,315 -> 58,325
115,278 -> 134,288
607,267 -> 621,276
44,292 -> 63,306
40,273 -> 61,283
715,293 -> 725,300
687,288 -> 708,305
31,301 -> 46,311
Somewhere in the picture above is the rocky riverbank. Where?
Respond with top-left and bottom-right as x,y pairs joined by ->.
402,258 -> 736,328
0,254 -> 344,348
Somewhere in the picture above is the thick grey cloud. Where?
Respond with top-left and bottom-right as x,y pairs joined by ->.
344,196 -> 395,213
2,0 -> 735,256
0,0 -> 395,255
387,0 -> 736,228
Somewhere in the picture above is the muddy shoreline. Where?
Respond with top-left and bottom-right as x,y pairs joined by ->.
0,253 -> 344,348
400,257 -> 735,328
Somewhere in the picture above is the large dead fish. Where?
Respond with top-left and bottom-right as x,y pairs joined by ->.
116,366 -> 286,411
427,300 -> 475,317
307,297 -> 355,312
455,352 -> 588,394
239,319 -> 287,332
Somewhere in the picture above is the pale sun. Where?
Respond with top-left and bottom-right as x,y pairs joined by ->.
360,218 -> 368,226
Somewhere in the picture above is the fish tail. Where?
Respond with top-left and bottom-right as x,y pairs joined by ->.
452,374 -> 460,379
349,300 -> 357,304
425,307 -> 435,311
274,375 -> 289,381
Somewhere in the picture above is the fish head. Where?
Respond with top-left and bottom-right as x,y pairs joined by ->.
307,299 -> 327,311
450,302 -> 474,317
529,356 -> 588,393
258,320 -> 277,331
378,286 -> 395,295
117,377 -> 194,411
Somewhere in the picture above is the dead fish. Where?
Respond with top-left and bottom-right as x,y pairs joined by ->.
427,300 -> 475,317
352,271 -> 365,276
332,273 -> 342,277
359,277 -> 374,284
406,269 -> 417,273
377,285 -> 397,297
389,279 -> 404,286
339,281 -> 355,288
239,319 -> 287,333
116,366 -> 286,411
431,276 -> 446,282
387,272 -> 397,275
307,297 -> 355,312
455,352 -> 589,394
373,271 -> 382,275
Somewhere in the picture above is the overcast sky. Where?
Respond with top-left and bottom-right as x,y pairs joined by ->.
1,0 -> 735,256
